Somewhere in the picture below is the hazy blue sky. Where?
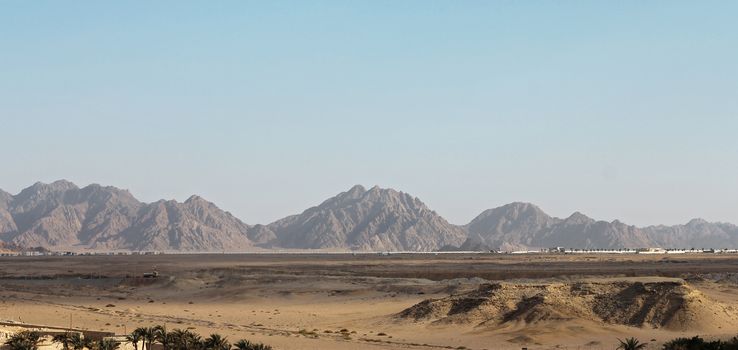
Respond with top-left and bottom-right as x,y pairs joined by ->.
2,1 -> 737,226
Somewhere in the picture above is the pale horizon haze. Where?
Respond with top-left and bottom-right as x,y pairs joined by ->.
2,1 -> 737,227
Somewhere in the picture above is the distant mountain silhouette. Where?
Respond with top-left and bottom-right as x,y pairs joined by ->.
0,180 -> 255,251
460,203 -> 738,251
267,185 -> 466,251
1,180 -> 737,252
461,203 -> 652,251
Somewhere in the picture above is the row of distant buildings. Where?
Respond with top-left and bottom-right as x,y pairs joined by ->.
0,250 -> 164,257
0,320 -> 115,341
524,247 -> 738,254
3,248 -> 738,257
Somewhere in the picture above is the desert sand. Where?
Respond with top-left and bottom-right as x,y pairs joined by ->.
2,253 -> 738,350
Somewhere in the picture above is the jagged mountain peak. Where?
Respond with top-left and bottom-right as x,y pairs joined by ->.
77,183 -> 139,203
0,181 -> 255,252
318,185 -> 424,212
348,184 -> 367,194
462,201 -> 559,251
182,195 -> 238,219
468,202 -> 552,228
504,201 -> 540,209
15,179 -> 78,199
46,179 -> 78,189
81,182 -> 130,192
564,211 -> 595,225
185,194 -> 206,204
362,185 -> 411,202
269,185 -> 465,251
492,202 -> 547,217
4,180 -> 738,252
321,185 -> 367,206
686,218 -> 709,226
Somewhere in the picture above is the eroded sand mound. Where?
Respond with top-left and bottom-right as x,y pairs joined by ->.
397,278 -> 738,331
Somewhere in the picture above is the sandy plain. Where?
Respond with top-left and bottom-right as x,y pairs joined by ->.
2,253 -> 738,350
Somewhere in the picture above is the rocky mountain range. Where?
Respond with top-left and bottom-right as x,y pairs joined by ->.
461,203 -> 652,251
459,202 -> 738,251
267,185 -> 466,251
1,180 -> 737,252
0,181 -> 256,251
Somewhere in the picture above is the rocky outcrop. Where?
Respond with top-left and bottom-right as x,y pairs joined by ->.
397,279 -> 737,331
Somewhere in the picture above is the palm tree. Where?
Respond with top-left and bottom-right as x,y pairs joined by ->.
133,327 -> 156,350
126,330 -> 143,350
617,337 -> 647,350
145,327 -> 158,350
232,340 -> 272,350
233,340 -> 250,350
168,329 -> 186,350
188,332 -> 204,350
203,334 -> 229,350
96,339 -> 120,350
52,333 -> 73,350
172,329 -> 203,350
4,331 -> 43,350
153,325 -> 173,350
69,333 -> 92,350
